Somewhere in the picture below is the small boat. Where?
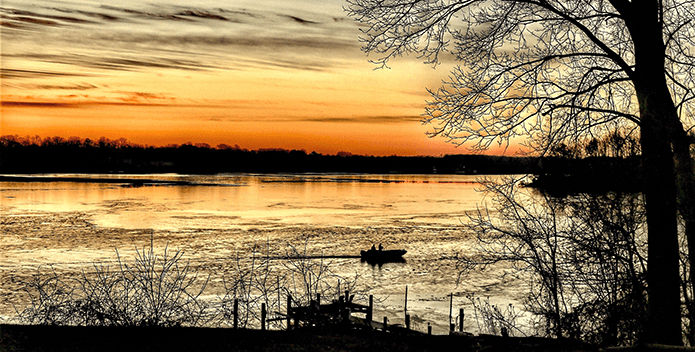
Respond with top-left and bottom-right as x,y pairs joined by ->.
360,248 -> 407,263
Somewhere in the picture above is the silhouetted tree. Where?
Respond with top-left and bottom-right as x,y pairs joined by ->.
347,0 -> 695,344
461,176 -> 647,345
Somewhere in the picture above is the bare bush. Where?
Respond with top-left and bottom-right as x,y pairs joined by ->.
467,295 -> 524,337
458,177 -> 647,345
13,242 -> 211,327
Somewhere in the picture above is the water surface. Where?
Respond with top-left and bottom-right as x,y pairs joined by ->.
0,173 -> 524,333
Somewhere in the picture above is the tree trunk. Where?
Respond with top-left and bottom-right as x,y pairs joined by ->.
641,122 -> 682,345
624,2 -> 683,343
672,128 -> 695,345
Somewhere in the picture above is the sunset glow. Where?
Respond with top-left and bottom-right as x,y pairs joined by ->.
1,0 -> 516,156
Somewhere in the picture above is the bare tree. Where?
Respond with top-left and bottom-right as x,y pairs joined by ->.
346,0 -> 695,344
460,177 -> 648,345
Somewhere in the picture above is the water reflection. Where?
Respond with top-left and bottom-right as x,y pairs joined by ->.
0,174 -> 519,332
1,174 -> 489,230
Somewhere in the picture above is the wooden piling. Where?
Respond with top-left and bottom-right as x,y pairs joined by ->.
383,317 -> 388,332
404,285 -> 408,315
449,293 -> 453,329
261,303 -> 267,331
459,308 -> 464,332
342,307 -> 351,323
287,295 -> 292,331
405,314 -> 410,330
367,295 -> 373,323
233,298 -> 238,329
428,323 -> 432,335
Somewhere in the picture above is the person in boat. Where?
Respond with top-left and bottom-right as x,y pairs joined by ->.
378,243 -> 383,251
371,244 -> 376,251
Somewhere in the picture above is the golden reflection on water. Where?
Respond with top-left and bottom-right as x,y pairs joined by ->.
0,174 -> 522,332
1,174 -> 490,230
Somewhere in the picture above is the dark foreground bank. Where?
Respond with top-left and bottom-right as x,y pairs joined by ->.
0,324 -> 600,352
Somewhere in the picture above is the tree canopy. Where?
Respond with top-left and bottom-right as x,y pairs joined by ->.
347,0 -> 695,345
348,0 -> 695,153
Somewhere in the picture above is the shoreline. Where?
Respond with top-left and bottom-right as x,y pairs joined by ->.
0,175 -> 227,186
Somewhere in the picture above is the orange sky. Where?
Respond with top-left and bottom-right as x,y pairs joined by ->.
1,0 -> 519,156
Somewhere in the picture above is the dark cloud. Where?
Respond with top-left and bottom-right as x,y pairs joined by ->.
98,5 -> 259,23
0,100 -> 177,109
0,68 -> 93,79
4,82 -> 99,90
2,3 -> 360,76
99,5 -> 192,22
0,7 -> 98,26
0,101 -> 76,108
300,115 -> 423,124
10,53 -> 218,74
175,10 -> 229,21
282,15 -> 319,25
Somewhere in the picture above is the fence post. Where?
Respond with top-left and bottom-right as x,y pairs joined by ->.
459,308 -> 464,332
367,295 -> 373,323
261,303 -> 267,331
287,295 -> 292,331
233,298 -> 238,329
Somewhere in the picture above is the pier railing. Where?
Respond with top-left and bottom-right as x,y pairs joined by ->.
228,288 -> 472,336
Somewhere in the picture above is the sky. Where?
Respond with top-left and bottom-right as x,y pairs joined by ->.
1,0 -> 516,156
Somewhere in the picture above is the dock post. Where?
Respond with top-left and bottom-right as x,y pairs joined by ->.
342,307 -> 351,323
367,295 -> 373,323
316,293 -> 321,313
404,285 -> 408,315
261,303 -> 267,331
450,323 -> 455,332
338,295 -> 343,317
345,290 -> 349,302
383,316 -> 388,332
449,293 -> 453,329
233,298 -> 238,329
287,295 -> 292,331
428,323 -> 432,335
459,308 -> 464,332
405,314 -> 410,330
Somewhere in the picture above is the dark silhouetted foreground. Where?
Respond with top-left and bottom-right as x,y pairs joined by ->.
0,324 -> 598,352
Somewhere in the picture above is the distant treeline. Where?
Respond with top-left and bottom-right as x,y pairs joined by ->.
0,135 -> 643,193
0,135 -> 538,175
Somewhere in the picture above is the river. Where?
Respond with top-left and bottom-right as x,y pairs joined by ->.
0,173 -> 528,333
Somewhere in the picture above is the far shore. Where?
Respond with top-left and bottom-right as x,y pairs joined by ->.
0,175 -> 226,186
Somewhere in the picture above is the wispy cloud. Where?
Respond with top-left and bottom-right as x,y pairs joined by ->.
0,68 -> 94,79
1,0 -> 360,79
301,115 -> 423,124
